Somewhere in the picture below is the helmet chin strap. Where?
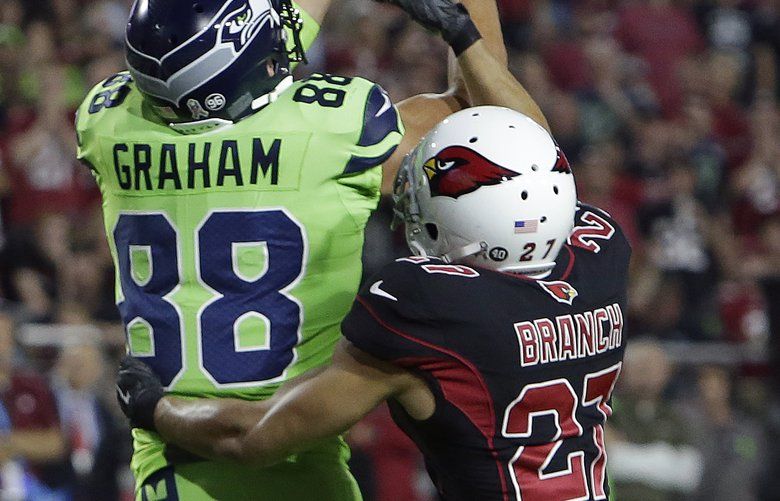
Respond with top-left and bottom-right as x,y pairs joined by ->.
441,240 -> 554,279
169,118 -> 232,135
436,243 -> 556,276
251,75 -> 294,111
441,241 -> 488,264
408,240 -> 429,257
499,262 -> 555,278
524,269 -> 553,280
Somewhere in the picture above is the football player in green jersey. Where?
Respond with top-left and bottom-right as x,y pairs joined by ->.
79,0 -> 546,498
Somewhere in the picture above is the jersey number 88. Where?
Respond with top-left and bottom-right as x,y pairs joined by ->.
113,209 -> 306,388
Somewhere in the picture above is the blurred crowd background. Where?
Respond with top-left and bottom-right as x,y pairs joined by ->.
0,0 -> 778,499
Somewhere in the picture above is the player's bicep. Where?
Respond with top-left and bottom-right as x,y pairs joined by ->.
383,93 -> 464,194
237,340 -> 412,464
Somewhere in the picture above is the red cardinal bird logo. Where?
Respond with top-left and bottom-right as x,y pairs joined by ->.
538,280 -> 578,305
552,145 -> 572,174
423,146 -> 520,199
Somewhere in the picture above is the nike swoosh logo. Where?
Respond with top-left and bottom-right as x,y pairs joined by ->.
375,92 -> 392,118
369,280 -> 397,302
117,385 -> 131,406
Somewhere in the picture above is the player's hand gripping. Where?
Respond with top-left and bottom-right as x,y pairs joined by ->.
116,356 -> 164,431
376,0 -> 482,56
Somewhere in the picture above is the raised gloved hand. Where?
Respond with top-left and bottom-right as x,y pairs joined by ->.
116,356 -> 164,431
376,0 -> 482,56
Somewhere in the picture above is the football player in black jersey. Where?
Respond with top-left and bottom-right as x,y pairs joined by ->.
117,102 -> 631,500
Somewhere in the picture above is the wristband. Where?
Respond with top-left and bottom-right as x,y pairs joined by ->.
133,389 -> 163,431
443,5 -> 482,56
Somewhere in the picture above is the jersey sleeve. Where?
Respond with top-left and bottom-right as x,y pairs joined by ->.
307,78 -> 402,227
341,261 -> 436,363
285,75 -> 403,179
75,80 -> 109,175
567,203 -> 632,286
75,71 -> 137,177
570,204 -> 631,260
340,83 -> 404,177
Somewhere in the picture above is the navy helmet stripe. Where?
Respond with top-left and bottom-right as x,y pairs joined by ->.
127,0 -> 278,81
128,7 -> 277,104
125,0 -> 294,122
126,0 -> 237,64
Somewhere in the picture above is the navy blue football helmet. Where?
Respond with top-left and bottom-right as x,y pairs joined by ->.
126,0 -> 307,132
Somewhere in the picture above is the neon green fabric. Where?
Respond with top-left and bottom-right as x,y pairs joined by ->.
76,8 -> 403,497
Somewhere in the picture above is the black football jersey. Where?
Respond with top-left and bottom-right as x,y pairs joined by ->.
342,204 -> 631,501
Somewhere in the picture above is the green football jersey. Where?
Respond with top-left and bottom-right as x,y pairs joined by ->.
75,7 -> 403,495
77,70 -> 403,398
77,70 -> 402,487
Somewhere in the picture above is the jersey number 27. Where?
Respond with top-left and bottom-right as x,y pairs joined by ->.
502,364 -> 622,500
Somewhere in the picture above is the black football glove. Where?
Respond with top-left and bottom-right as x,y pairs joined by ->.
377,0 -> 481,56
116,356 -> 164,431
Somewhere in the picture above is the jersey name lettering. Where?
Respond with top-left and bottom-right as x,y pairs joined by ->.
111,138 -> 283,191
515,303 -> 624,367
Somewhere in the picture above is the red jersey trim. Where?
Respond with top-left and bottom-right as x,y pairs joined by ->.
355,296 -> 511,501
560,245 -> 576,281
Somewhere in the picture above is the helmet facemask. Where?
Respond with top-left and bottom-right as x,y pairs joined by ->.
278,0 -> 307,65
393,149 -> 489,263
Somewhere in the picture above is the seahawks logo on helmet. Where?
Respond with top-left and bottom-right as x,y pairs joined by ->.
127,0 -> 281,106
219,0 -> 280,52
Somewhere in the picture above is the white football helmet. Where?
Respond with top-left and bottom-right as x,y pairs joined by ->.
393,106 -> 577,275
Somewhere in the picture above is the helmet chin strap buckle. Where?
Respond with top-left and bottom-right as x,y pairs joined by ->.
169,117 -> 232,135
441,241 -> 487,264
408,240 -> 429,257
252,75 -> 295,111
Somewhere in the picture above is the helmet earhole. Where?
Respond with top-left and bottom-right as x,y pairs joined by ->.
531,164 -> 538,171
469,137 -> 478,143
521,191 -> 528,200
553,185 -> 559,194
425,224 -> 439,241
541,216 -> 548,223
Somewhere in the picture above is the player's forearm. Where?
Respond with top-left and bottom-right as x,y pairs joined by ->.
226,399 -> 350,466
459,0 -> 507,66
457,41 -> 550,131
225,345 -> 413,465
226,375 -> 383,464
154,397 -> 267,460
447,0 -> 507,101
